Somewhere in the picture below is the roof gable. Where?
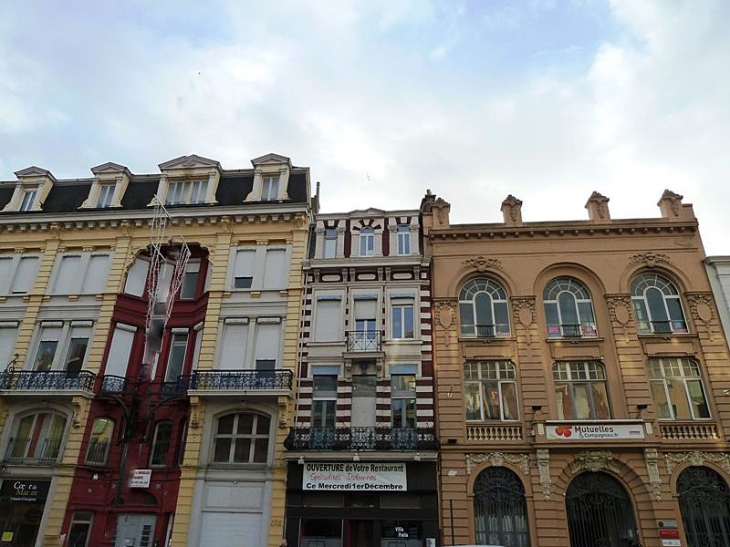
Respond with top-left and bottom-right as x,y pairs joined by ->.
91,162 -> 132,176
14,166 -> 56,180
251,153 -> 291,167
158,154 -> 220,170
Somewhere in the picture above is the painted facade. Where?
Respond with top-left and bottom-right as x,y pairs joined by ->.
0,154 -> 312,547
283,208 -> 439,546
422,189 -> 730,547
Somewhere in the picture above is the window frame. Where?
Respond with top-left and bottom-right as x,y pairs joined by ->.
391,298 -> 415,339
553,361 -> 611,420
261,176 -> 280,201
7,410 -> 68,462
96,184 -> 115,208
50,251 -> 112,295
459,278 -> 511,338
396,225 -> 411,256
30,321 -> 93,372
543,277 -> 598,338
149,420 -> 173,467
67,511 -> 94,547
211,412 -> 271,465
312,374 -> 338,430
323,228 -> 338,258
464,361 -> 520,421
164,332 -> 189,383
165,180 -> 208,206
391,374 -> 417,428
19,189 -> 37,211
359,227 -> 375,257
85,417 -> 115,465
631,273 -> 688,334
648,357 -> 711,420
0,254 -> 42,296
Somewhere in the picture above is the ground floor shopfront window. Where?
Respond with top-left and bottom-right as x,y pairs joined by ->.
300,518 -> 423,547
0,479 -> 50,547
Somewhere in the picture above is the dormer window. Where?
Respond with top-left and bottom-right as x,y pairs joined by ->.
96,185 -> 115,208
19,189 -> 37,212
262,176 -> 280,201
165,180 -> 208,206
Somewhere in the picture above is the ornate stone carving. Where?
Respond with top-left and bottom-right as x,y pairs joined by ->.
629,252 -> 672,268
536,449 -> 552,500
462,256 -> 504,272
605,295 -> 632,324
511,297 -> 535,327
661,189 -> 684,217
569,450 -> 615,473
644,448 -> 662,501
687,292 -> 716,340
664,451 -> 730,475
501,195 -> 523,223
434,300 -> 457,329
466,452 -> 530,475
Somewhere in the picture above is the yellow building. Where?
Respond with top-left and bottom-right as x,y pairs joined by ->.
0,154 -> 313,547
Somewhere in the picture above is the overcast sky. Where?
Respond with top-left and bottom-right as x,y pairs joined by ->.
1,1 -> 728,253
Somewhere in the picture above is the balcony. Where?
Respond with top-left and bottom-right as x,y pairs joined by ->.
100,375 -> 127,395
461,324 -> 511,338
84,440 -> 111,466
161,376 -> 191,399
189,369 -> 293,396
0,370 -> 96,396
4,437 -> 62,464
284,426 -> 439,452
547,323 -> 598,339
467,423 -> 524,442
660,422 -> 719,441
346,330 -> 383,353
637,320 -> 689,335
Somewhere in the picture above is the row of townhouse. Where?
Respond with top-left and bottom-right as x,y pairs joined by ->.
1,153 -> 730,547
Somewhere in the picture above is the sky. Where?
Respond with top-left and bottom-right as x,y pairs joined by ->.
1,0 -> 728,253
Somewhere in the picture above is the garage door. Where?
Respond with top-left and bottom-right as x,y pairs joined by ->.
199,512 -> 262,546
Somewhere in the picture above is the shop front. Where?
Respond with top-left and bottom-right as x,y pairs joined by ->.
0,479 -> 51,547
285,461 -> 439,547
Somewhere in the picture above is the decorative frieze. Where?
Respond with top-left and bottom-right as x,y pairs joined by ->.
644,448 -> 662,501
465,452 -> 530,475
461,256 -> 504,273
629,252 -> 672,268
664,451 -> 730,475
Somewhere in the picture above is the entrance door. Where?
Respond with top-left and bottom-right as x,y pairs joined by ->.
114,514 -> 156,547
351,374 -> 376,449
678,466 -> 730,547
566,472 -> 639,547
348,520 -> 375,547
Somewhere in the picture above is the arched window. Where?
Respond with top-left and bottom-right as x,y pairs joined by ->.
459,278 -> 510,337
85,417 -> 115,465
678,466 -> 730,546
553,362 -> 611,420
648,358 -> 710,420
566,472 -> 639,547
464,361 -> 519,421
359,227 -> 375,256
6,410 -> 67,462
212,412 -> 270,464
631,273 -> 687,334
543,277 -> 597,338
473,467 -> 530,546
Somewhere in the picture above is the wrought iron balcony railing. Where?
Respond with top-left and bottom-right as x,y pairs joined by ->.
4,437 -> 63,463
0,370 -> 96,392
100,375 -> 127,395
161,376 -> 191,398
85,440 -> 111,465
191,369 -> 293,391
346,330 -> 383,352
461,324 -> 511,338
284,426 -> 439,452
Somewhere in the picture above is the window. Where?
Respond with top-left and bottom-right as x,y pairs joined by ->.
397,225 -> 411,255
353,296 -> 378,350
312,374 -> 337,430
323,228 -> 337,258
97,184 -> 115,208
124,256 -> 150,297
51,252 -> 111,295
149,421 -> 173,467
631,273 -> 688,334
543,277 -> 597,338
0,254 -> 41,295
165,333 -> 188,382
261,176 -> 279,201
553,361 -> 611,420
391,298 -> 415,339
180,261 -> 200,299
648,357 -> 710,420
19,189 -> 37,211
32,322 -> 91,372
0,323 -> 19,368
67,511 -> 94,547
263,248 -> 287,289
165,180 -> 207,205
391,374 -> 416,428
232,248 -> 256,289
254,320 -> 281,370
219,320 -> 249,369
459,278 -> 510,337
464,361 -> 519,421
212,412 -> 270,464
7,411 -> 67,462
86,418 -> 114,465
359,227 -> 375,256
474,467 -> 531,547
314,297 -> 342,342
104,323 -> 135,380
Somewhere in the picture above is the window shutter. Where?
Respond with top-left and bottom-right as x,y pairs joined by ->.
314,299 -> 342,341
125,257 -> 150,297
105,324 -> 135,377
83,254 -> 111,294
263,249 -> 288,289
255,322 -> 280,365
53,255 -> 81,294
233,248 -> 256,288
354,298 -> 377,319
0,324 -> 19,367
11,256 -> 40,294
220,322 -> 248,370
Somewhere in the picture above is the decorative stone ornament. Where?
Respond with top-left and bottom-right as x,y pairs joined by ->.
462,256 -> 504,272
629,252 -> 672,268
664,451 -> 730,475
465,452 -> 530,475
569,450 -> 615,473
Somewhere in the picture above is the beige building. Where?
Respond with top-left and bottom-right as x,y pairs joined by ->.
422,189 -> 730,547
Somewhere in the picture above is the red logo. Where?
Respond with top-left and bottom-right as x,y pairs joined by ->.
555,425 -> 573,438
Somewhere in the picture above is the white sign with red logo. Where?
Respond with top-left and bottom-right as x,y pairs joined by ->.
547,423 -> 645,440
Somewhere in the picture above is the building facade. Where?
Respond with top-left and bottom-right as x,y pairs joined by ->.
422,190 -> 730,547
283,208 -> 439,547
0,153 -> 312,547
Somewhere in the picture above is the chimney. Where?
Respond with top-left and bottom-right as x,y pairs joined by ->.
501,195 -> 523,226
658,189 -> 694,221
585,191 -> 610,222
421,190 -> 451,229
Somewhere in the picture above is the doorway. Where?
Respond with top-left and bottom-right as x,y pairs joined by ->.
114,514 -> 156,547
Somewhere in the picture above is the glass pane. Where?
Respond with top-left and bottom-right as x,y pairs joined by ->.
460,303 -> 474,335
314,375 -> 338,393
403,305 -> 414,338
501,382 -> 519,420
65,338 -> 88,372
667,380 -> 692,419
577,301 -> 595,324
558,292 -> 579,325
217,415 -> 234,434
632,300 -> 651,333
213,438 -> 231,462
646,287 -> 669,322
35,340 -> 58,371
253,438 -> 269,462
237,414 -> 253,434
590,383 -> 611,419
233,438 -> 251,462
392,307 -> 402,337
494,302 -> 510,335
465,382 -> 482,420
573,384 -> 592,419
475,293 -> 493,328
650,381 -> 672,419
256,415 -> 270,434
687,380 -> 710,418
482,382 -> 500,420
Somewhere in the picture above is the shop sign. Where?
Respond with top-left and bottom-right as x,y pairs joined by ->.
129,469 -> 152,488
303,462 -> 407,491
0,480 -> 50,503
660,540 -> 681,547
546,423 -> 644,440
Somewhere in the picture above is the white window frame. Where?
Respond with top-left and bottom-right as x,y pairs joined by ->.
67,511 -> 94,547
359,227 -> 375,257
397,225 -> 411,256
0,253 -> 42,295
96,184 -> 115,208
261,176 -> 280,201
180,260 -> 201,299
7,410 -> 68,462
149,420 -> 173,467
391,297 -> 415,339
323,228 -> 338,258
211,412 -> 272,464
19,189 -> 37,211
165,331 -> 189,382
648,357 -> 711,420
0,322 -> 20,369
464,361 -> 520,421
29,320 -> 93,372
50,251 -> 112,295
165,180 -> 208,206
313,295 -> 343,342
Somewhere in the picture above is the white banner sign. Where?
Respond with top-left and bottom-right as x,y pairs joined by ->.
129,469 -> 152,488
303,462 -> 407,491
546,423 -> 644,440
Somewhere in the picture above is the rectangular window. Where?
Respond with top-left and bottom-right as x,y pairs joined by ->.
19,189 -> 37,211
3,255 -> 40,294
323,228 -> 337,258
391,298 -> 415,339
464,361 -> 519,421
67,512 -> 94,547
34,324 -> 62,371
82,254 -> 111,294
397,225 -> 411,255
261,176 -> 279,201
314,298 -> 342,342
165,333 -> 188,382
391,374 -> 417,428
105,324 -> 135,378
255,321 -> 280,369
150,421 -> 173,467
97,184 -> 115,208
180,261 -> 200,299
263,248 -> 288,289
359,229 -> 375,256
86,418 -> 114,465
0,323 -> 19,369
312,374 -> 337,430
52,253 -> 111,295
219,321 -> 249,369
124,257 -> 150,297
64,336 -> 89,373
233,248 -> 256,289
165,180 -> 208,205
53,255 -> 81,294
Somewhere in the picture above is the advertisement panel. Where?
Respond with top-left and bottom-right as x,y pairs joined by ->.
302,462 -> 407,491
546,423 -> 645,440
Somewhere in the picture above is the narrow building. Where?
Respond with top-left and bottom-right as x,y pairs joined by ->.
422,190 -> 730,547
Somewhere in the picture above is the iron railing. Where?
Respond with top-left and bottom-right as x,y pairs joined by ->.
191,369 -> 293,391
462,324 -> 511,338
161,376 -> 191,398
84,440 -> 111,465
4,437 -> 63,463
346,330 -> 383,352
284,426 -> 439,451
0,370 -> 96,392
100,375 -> 127,395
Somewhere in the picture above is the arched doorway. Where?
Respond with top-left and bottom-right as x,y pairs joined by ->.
565,472 -> 640,547
677,466 -> 730,546
473,467 -> 530,547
